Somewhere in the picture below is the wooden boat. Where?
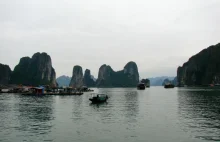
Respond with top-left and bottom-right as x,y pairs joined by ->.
89,93 -> 108,103
164,83 -> 175,88
137,83 -> 146,90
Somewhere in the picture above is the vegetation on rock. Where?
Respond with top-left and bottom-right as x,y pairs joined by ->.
0,63 -> 12,84
177,43 -> 220,86
96,61 -> 139,87
10,52 -> 56,86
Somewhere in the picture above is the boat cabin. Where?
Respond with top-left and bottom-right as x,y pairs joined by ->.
90,93 -> 106,97
30,87 -> 45,94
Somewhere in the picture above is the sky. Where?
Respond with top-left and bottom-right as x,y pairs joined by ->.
1,0 -> 220,79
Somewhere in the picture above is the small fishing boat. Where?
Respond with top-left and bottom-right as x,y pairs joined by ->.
164,83 -> 175,88
89,93 -> 108,103
137,83 -> 146,90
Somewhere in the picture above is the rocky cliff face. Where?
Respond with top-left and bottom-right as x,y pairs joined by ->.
0,63 -> 12,84
177,43 -> 220,86
10,52 -> 56,86
172,77 -> 178,86
83,69 -> 95,87
69,65 -> 84,87
96,61 -> 139,87
96,65 -> 113,87
123,61 -> 139,83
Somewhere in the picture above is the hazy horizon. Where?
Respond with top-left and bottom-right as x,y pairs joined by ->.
1,0 -> 220,78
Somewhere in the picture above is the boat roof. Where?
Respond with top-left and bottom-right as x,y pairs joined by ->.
30,87 -> 45,90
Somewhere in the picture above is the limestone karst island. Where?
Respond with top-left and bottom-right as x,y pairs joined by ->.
0,42 -> 220,93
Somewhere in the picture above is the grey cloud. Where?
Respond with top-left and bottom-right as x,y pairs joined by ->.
0,0 -> 220,78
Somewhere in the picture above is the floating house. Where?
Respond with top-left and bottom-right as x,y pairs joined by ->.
30,86 -> 45,95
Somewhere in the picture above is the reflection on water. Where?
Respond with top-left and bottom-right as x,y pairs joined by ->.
0,94 -> 15,140
1,88 -> 220,142
17,95 -> 54,134
123,91 -> 139,123
89,102 -> 108,108
0,94 -> 54,142
178,89 -> 220,141
72,95 -> 83,121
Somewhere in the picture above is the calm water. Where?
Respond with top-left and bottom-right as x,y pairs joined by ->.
0,87 -> 220,142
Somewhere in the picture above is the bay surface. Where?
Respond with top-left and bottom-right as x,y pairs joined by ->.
0,87 -> 220,142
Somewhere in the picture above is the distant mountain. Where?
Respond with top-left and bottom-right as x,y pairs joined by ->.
90,75 -> 96,82
56,75 -> 71,87
148,76 -> 175,86
162,78 -> 171,86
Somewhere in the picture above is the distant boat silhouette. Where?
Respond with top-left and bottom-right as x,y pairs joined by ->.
164,83 -> 175,89
137,83 -> 146,90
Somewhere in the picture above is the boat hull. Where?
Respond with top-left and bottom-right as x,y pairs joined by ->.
89,96 -> 108,103
164,85 -> 175,88
137,83 -> 146,90
137,87 -> 145,90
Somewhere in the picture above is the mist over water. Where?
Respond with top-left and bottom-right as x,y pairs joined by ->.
0,87 -> 220,142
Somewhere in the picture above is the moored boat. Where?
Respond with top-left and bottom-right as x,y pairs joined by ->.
164,83 -> 175,88
22,86 -> 83,96
89,93 -> 108,103
137,83 -> 146,90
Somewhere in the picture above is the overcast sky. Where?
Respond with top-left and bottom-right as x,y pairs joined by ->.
1,0 -> 220,78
